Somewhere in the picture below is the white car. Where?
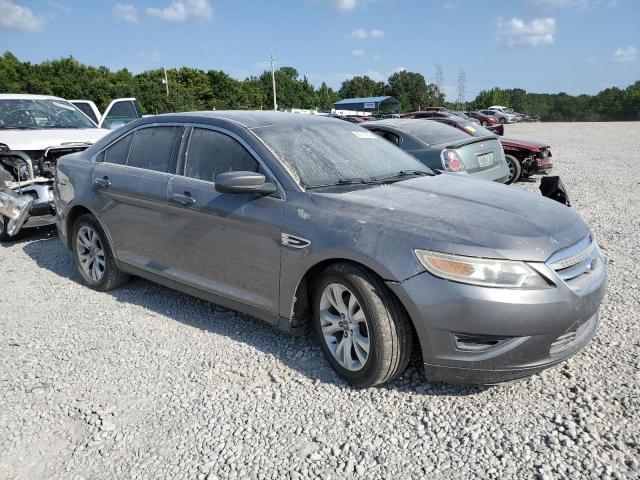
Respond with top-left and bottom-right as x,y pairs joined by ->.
0,94 -> 116,240
488,106 -> 520,123
69,98 -> 142,130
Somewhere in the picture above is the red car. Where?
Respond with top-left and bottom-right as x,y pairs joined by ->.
402,111 -> 505,135
465,111 -> 500,127
406,115 -> 552,183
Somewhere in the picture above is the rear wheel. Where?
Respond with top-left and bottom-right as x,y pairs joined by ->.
505,154 -> 522,184
313,263 -> 413,388
72,214 -> 129,291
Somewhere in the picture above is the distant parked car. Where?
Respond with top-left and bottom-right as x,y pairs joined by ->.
69,98 -> 142,130
329,114 -> 364,124
406,110 -> 504,136
423,115 -> 553,183
480,109 -> 511,124
488,106 -> 520,124
362,119 -> 509,183
451,111 -> 481,124
54,111 -> 605,387
465,111 -> 500,127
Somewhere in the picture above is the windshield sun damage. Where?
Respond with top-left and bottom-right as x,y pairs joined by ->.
252,122 -> 432,188
0,99 -> 97,130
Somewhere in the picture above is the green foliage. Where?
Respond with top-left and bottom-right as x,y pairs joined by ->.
1,52 -> 637,121
469,84 -> 640,121
387,70 -> 443,111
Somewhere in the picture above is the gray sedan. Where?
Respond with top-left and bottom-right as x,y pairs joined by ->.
362,119 -> 510,183
54,112 -> 606,387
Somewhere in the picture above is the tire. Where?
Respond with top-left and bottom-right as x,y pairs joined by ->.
505,154 -> 522,185
72,213 -> 129,291
481,121 -> 488,127
0,215 -> 11,242
499,117 -> 507,124
313,262 -> 413,388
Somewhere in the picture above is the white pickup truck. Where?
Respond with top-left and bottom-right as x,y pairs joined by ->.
0,95 -> 141,240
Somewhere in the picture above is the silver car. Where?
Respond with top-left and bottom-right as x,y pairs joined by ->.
54,112 -> 606,388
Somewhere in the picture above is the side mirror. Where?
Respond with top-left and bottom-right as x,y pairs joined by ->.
215,171 -> 277,195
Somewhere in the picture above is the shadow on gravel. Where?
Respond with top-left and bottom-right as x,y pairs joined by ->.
0,225 -> 57,248
22,236 -> 485,396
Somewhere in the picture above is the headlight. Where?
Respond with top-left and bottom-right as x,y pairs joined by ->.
414,250 -> 552,289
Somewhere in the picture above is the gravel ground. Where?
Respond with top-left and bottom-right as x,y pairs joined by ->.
1,122 -> 639,480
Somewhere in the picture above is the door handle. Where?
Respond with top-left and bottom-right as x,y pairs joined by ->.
171,192 -> 197,206
94,177 -> 111,189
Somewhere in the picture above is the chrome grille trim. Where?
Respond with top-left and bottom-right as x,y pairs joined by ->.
546,235 -> 604,293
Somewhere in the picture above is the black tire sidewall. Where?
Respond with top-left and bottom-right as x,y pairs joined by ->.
313,270 -> 386,387
72,214 -> 113,290
505,154 -> 521,184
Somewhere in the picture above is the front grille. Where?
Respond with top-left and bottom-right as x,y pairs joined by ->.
549,316 -> 595,356
547,236 -> 604,293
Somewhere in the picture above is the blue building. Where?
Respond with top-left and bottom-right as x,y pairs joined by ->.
333,96 -> 401,113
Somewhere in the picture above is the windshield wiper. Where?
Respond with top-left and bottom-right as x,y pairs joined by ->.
307,177 -> 383,189
0,126 -> 38,130
376,169 -> 434,183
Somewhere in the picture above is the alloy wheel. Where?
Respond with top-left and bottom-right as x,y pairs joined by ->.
319,283 -> 370,371
76,225 -> 106,282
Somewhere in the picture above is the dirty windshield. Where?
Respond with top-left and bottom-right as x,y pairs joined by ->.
252,122 -> 431,188
0,99 -> 97,129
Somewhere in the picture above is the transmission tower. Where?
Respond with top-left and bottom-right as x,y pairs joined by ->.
456,68 -> 466,109
434,63 -> 444,97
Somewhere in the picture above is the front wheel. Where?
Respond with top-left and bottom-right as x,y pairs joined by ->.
499,117 -> 507,124
0,215 -> 11,242
72,214 -> 129,291
481,121 -> 488,127
505,154 -> 522,184
313,263 -> 413,388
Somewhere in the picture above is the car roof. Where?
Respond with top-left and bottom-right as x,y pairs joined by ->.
364,118 -> 455,130
0,94 -> 66,101
149,110 -> 342,129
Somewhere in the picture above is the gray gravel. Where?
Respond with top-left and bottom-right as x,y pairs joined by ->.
1,122 -> 639,479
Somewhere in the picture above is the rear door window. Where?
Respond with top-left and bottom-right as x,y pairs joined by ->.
127,126 -> 182,173
184,128 -> 260,182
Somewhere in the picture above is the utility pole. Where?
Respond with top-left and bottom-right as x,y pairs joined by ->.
162,65 -> 169,97
456,67 -> 466,109
270,54 -> 278,111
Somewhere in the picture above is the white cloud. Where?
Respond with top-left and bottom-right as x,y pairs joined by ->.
0,0 -> 44,32
333,0 -> 357,11
146,0 -> 213,23
496,17 -> 556,48
47,1 -> 71,13
612,46 -> 637,63
351,49 -> 365,58
442,1 -> 457,10
364,69 -> 384,82
348,28 -> 384,40
113,3 -> 138,23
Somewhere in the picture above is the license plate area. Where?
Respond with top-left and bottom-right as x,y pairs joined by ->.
477,152 -> 494,167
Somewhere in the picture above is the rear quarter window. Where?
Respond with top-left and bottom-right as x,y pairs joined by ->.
127,126 -> 182,173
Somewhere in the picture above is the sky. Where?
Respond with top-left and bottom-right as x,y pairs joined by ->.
0,0 -> 638,101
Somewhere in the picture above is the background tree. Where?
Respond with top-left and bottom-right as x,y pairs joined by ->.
338,75 -> 386,99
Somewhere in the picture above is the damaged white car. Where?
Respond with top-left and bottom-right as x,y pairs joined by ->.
0,94 -> 111,241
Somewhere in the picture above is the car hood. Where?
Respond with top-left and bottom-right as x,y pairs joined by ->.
500,137 -> 549,151
310,174 -> 588,262
1,128 -> 110,151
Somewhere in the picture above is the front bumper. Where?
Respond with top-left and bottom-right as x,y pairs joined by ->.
0,183 -> 56,236
387,262 -> 606,385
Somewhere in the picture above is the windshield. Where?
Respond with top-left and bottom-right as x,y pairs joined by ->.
252,122 -> 431,188
0,99 -> 97,129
